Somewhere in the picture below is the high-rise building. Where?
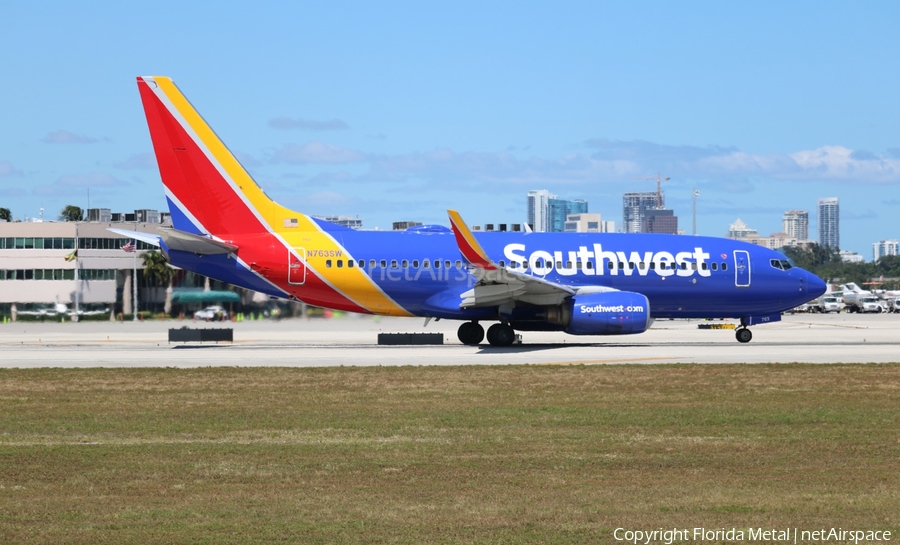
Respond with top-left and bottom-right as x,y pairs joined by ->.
873,239 -> 899,261
641,208 -> 678,234
527,190 -> 555,232
548,198 -> 588,232
623,192 -> 661,233
817,198 -> 840,249
782,210 -> 809,240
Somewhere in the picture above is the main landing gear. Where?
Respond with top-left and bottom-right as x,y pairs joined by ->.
457,321 -> 484,345
735,327 -> 753,343
457,321 -> 517,347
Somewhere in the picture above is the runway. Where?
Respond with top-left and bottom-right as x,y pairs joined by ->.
1,313 -> 898,367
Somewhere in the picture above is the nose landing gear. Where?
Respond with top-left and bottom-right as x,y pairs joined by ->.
735,327 -> 753,343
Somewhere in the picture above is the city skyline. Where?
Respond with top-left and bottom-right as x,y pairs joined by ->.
1,3 -> 898,257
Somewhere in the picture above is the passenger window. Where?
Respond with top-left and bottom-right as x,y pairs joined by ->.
379,260 -> 386,268
639,262 -> 645,270
607,262 -> 614,270
586,262 -> 593,270
556,261 -> 562,269
722,262 -> 728,271
445,260 -> 451,269
629,262 -> 635,270
649,262 -> 656,270
499,260 -> 505,267
576,262 -> 582,270
337,260 -> 343,268
565,261 -> 572,268
349,260 -> 355,268
434,260 -> 441,269
711,262 -> 718,271
326,259 -> 332,268
701,263 -> 708,270
402,260 -> 409,268
691,263 -> 697,270
455,260 -> 462,269
423,259 -> 430,269
680,263 -> 687,270
412,260 -> 419,268
391,260 -> 399,268
618,262 -> 625,270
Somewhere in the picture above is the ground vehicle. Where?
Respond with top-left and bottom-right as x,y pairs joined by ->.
812,295 -> 842,313
889,298 -> 900,313
842,294 -> 885,313
194,305 -> 227,321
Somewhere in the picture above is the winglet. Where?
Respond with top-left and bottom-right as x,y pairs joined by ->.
447,210 -> 498,270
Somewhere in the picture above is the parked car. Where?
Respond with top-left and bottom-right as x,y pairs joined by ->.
194,305 -> 227,321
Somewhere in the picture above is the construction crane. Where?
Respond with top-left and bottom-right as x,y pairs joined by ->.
630,173 -> 670,208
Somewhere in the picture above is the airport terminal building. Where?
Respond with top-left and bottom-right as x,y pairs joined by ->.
0,217 -> 160,317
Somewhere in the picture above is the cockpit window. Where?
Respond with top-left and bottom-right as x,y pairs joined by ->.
770,259 -> 794,271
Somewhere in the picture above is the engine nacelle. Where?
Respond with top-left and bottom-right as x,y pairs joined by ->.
565,291 -> 650,335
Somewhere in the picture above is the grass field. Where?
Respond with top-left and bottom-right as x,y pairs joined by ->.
1,364 -> 898,544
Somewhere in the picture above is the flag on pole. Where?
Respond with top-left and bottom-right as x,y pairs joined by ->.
121,240 -> 136,253
64,249 -> 78,262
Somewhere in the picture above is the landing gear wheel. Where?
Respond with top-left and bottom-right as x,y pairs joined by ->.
487,323 -> 516,347
458,321 -> 484,345
735,328 -> 752,343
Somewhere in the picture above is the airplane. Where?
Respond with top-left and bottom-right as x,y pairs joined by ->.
115,76 -> 827,345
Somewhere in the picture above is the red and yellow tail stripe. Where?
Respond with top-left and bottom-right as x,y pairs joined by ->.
448,210 -> 497,270
138,76 -> 411,316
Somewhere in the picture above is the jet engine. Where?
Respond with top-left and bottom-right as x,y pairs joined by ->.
564,291 -> 650,335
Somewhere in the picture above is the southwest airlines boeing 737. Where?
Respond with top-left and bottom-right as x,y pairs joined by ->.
117,76 -> 827,346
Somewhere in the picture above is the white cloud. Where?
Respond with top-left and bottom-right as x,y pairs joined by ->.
41,130 -> 104,144
269,117 -> 349,130
56,172 -> 126,187
0,161 -> 21,176
273,141 -> 366,164
114,153 -> 157,170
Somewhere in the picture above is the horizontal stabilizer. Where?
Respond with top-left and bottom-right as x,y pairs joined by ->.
159,228 -> 238,255
107,228 -> 161,247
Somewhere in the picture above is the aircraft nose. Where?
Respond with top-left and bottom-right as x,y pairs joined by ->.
806,270 -> 827,298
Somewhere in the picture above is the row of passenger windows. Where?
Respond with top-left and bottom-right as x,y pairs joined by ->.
326,259 -> 465,269
323,258 -> 731,272
0,269 -> 117,281
0,237 -> 155,250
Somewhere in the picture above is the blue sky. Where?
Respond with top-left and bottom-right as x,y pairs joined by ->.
1,1 -> 899,258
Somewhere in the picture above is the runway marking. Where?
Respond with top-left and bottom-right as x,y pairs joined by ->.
540,357 -> 677,365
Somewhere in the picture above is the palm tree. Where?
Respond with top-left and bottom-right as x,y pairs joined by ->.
58,205 -> 83,222
142,250 -> 175,315
0,207 -> 11,222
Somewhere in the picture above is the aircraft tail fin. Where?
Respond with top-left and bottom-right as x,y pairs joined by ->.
136,76 -> 296,238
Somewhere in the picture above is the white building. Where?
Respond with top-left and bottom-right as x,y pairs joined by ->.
782,210 -> 809,240
873,239 -> 899,261
725,218 -> 759,239
563,213 -> 614,233
527,190 -> 555,232
314,215 -> 362,230
839,250 -> 864,263
817,198 -> 840,249
0,221 -> 160,317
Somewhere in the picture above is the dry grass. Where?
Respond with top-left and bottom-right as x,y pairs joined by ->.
0,364 -> 898,544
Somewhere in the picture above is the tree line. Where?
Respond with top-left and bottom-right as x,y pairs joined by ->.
782,244 -> 900,289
